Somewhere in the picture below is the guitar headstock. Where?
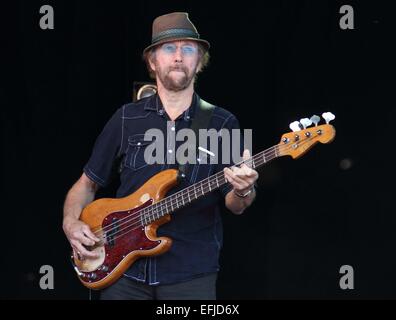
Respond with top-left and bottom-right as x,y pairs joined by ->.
278,112 -> 336,159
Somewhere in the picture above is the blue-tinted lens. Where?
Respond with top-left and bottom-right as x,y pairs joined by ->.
161,43 -> 177,53
160,43 -> 197,55
181,45 -> 197,55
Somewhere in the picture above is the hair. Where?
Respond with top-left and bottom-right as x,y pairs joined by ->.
143,42 -> 210,80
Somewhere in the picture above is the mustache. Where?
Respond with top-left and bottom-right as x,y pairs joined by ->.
167,66 -> 188,73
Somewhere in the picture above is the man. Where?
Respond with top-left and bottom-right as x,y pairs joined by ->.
63,12 -> 259,300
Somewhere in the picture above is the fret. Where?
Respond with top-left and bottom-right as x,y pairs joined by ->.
262,152 -> 266,163
142,212 -> 146,226
156,205 -> 161,219
169,198 -> 174,212
208,179 -> 212,192
140,213 -> 144,226
160,202 -> 166,216
201,183 -> 204,195
194,185 -> 197,199
164,201 -> 169,213
146,212 -> 151,224
187,189 -> 191,202
147,211 -> 152,224
153,205 -> 158,219
216,175 -> 219,188
181,193 -> 185,206
175,194 -> 180,209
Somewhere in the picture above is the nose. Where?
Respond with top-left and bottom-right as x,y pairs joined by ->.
173,47 -> 183,63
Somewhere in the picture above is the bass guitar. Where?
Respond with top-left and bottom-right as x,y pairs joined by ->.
71,112 -> 336,289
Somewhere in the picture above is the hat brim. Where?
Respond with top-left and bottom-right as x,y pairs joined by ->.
143,37 -> 210,55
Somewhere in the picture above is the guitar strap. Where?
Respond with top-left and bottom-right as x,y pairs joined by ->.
178,97 -> 215,178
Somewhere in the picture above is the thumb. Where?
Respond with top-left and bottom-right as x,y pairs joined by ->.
243,149 -> 251,160
242,149 -> 252,168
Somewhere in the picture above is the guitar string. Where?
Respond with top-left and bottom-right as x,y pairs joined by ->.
106,139 -> 318,241
90,143 -> 280,236
90,144 -> 279,238
97,136 -> 319,244
92,134 -> 318,243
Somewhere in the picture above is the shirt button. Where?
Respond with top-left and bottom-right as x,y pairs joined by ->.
137,142 -> 141,146
171,126 -> 175,131
186,115 -> 190,120
168,150 -> 173,154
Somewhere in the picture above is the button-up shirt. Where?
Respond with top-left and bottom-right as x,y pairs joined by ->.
83,93 -> 241,285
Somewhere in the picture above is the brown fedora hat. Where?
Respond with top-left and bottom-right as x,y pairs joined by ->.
143,12 -> 210,55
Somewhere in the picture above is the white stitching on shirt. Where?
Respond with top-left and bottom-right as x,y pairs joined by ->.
118,105 -> 125,157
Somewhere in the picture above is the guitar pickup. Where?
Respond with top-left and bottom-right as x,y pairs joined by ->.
105,218 -> 119,247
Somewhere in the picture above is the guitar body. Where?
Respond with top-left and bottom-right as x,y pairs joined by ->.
72,169 -> 179,290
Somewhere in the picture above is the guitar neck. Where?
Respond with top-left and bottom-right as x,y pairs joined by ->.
140,144 -> 281,225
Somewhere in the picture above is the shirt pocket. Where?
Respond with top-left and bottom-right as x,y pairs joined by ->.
124,134 -> 154,171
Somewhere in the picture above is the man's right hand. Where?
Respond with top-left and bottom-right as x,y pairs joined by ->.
63,218 -> 101,259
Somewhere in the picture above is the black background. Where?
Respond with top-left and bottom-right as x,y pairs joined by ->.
1,0 -> 394,299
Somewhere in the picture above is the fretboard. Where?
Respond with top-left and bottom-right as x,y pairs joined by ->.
139,144 -> 280,225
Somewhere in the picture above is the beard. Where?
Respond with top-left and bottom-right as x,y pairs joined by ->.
155,64 -> 197,92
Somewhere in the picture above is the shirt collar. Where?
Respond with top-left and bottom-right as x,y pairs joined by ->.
144,92 -> 198,121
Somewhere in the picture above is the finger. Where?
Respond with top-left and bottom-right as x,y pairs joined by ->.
73,231 -> 96,247
240,165 -> 259,178
242,149 -> 251,163
75,242 -> 99,259
225,169 -> 250,189
224,167 -> 238,182
231,165 -> 255,180
82,225 -> 100,242
225,167 -> 245,183
240,164 -> 253,176
224,173 -> 246,190
80,235 -> 96,247
72,247 -> 79,259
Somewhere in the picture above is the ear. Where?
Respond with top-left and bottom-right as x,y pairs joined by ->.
196,60 -> 203,73
148,52 -> 156,72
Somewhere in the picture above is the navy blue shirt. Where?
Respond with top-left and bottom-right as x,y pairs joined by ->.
83,93 -> 241,285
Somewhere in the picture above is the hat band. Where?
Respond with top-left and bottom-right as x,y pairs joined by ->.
152,28 -> 200,44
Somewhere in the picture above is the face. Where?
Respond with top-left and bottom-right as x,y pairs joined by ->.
149,40 -> 201,92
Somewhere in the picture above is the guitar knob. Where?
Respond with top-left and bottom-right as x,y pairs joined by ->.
322,112 -> 335,124
289,121 -> 302,132
310,115 -> 320,127
299,118 -> 312,129
88,272 -> 97,280
99,265 -> 109,272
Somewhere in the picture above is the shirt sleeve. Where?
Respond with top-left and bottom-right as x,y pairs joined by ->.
83,107 -> 123,187
216,115 -> 244,197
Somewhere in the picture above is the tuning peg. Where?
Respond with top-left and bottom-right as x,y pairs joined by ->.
310,115 -> 320,126
299,118 -> 312,129
322,112 -> 336,124
289,121 -> 302,132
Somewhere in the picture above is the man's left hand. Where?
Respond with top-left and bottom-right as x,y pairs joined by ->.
224,149 -> 259,196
